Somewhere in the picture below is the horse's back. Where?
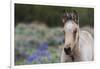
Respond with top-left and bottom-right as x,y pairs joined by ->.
81,26 -> 94,37
79,30 -> 94,61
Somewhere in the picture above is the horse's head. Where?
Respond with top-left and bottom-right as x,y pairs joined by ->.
62,10 -> 79,56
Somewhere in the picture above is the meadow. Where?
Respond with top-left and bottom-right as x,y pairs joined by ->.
15,22 -> 64,65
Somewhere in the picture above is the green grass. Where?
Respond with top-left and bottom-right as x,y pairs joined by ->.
15,23 -> 63,65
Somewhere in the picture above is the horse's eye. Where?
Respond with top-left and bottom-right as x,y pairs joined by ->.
73,29 -> 77,34
73,29 -> 77,40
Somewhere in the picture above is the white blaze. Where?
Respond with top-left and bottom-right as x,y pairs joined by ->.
65,21 -> 74,32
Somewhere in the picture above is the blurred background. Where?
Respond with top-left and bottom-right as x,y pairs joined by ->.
14,4 -> 94,65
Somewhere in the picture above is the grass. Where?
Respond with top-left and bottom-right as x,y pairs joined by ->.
15,23 -> 64,65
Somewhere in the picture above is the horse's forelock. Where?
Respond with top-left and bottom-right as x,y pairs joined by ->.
62,10 -> 79,24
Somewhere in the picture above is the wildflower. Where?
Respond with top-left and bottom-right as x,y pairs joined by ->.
27,42 -> 52,64
27,53 -> 39,63
38,42 -> 48,51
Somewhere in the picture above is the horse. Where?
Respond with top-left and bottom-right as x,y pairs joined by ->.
61,10 -> 94,62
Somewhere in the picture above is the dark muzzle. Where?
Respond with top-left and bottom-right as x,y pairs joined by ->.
64,47 -> 75,61
64,47 -> 71,55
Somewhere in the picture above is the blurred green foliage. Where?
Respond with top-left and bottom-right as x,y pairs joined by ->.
15,4 -> 94,27
15,23 -> 64,46
15,24 -> 62,65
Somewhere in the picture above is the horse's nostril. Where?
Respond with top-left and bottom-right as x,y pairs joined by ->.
64,47 -> 71,55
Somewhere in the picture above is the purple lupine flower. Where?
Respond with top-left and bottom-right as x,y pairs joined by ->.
15,48 -> 29,61
37,50 -> 49,56
37,42 -> 52,62
27,42 -> 52,64
38,42 -> 48,51
37,42 -> 50,56
27,53 -> 39,63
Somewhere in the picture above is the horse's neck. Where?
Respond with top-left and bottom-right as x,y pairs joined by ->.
73,30 -> 93,61
73,32 -> 87,61
73,30 -> 84,61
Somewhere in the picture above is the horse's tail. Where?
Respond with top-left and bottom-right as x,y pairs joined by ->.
81,26 -> 94,38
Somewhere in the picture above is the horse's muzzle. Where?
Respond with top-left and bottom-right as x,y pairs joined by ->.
64,47 -> 71,55
64,47 -> 75,61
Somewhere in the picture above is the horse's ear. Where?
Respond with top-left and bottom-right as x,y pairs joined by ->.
73,10 -> 79,24
62,9 -> 67,23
